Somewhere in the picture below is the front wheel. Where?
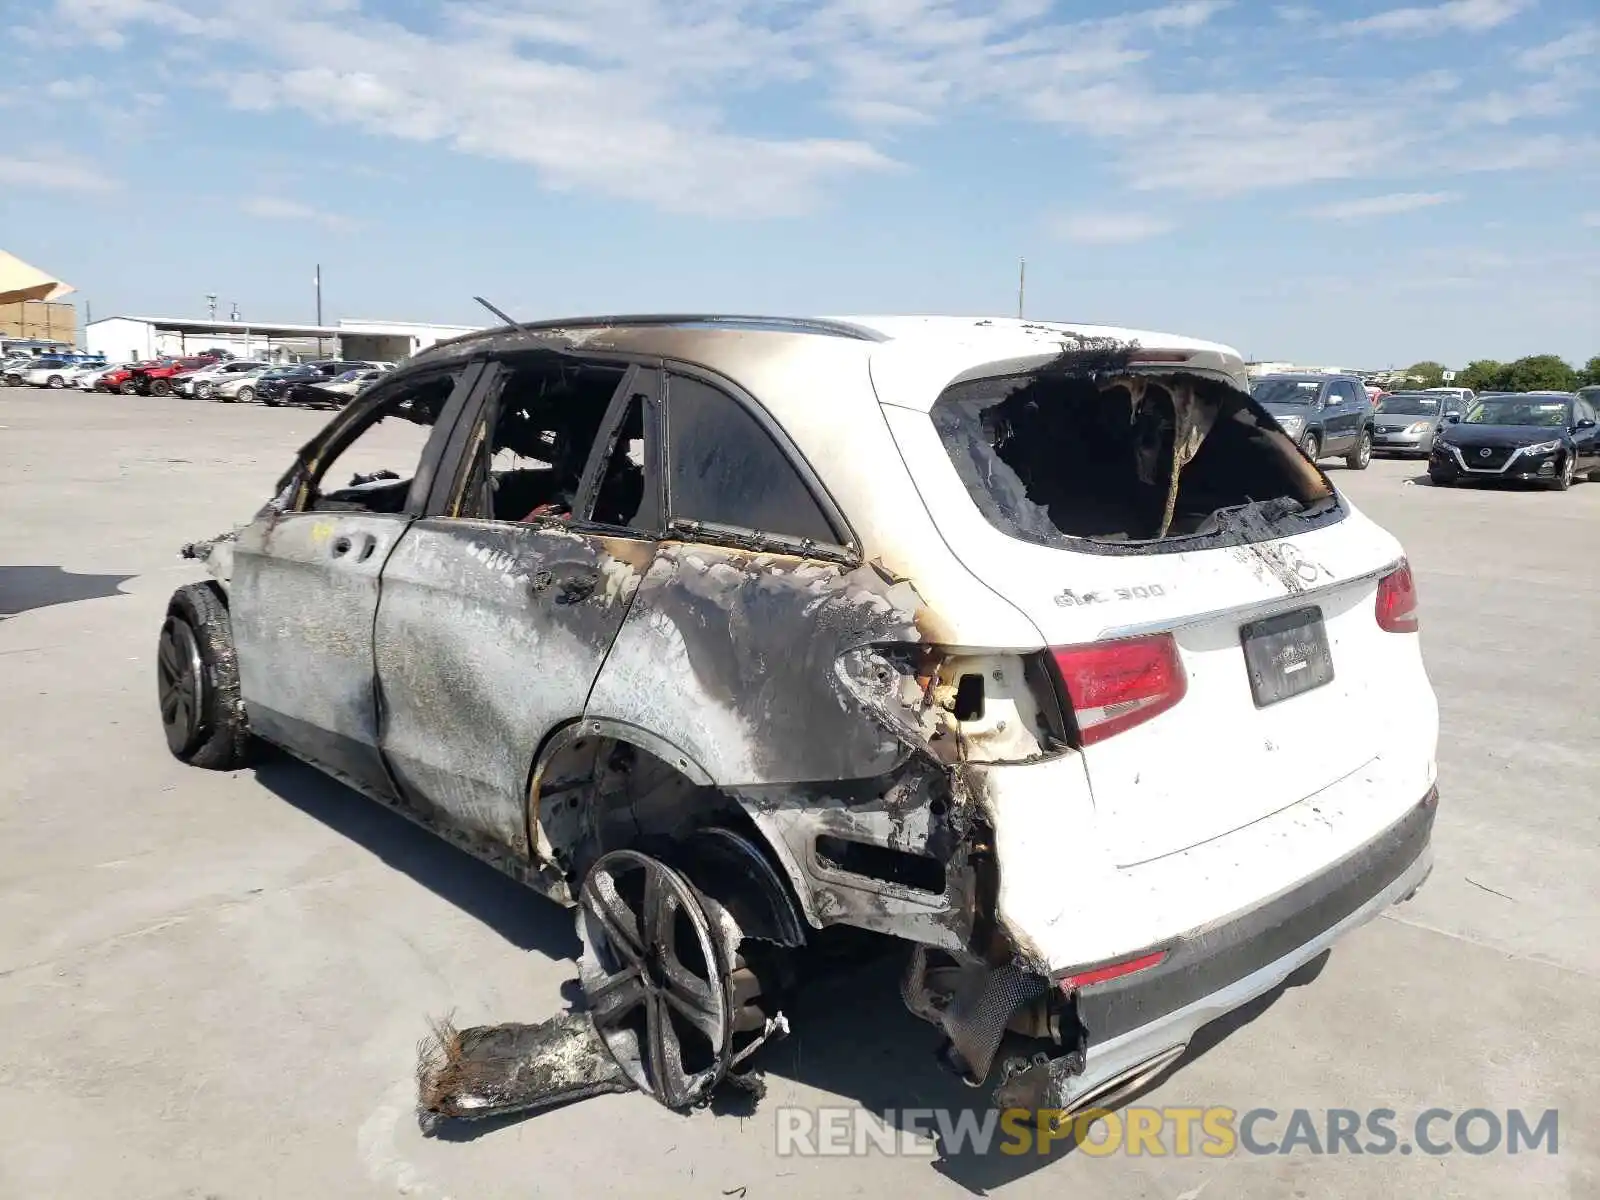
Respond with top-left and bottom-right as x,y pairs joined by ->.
1345,429 -> 1373,470
235,386 -> 255,404
46,375 -> 65,389
158,583 -> 253,770
1549,455 -> 1576,491
149,379 -> 172,397
1299,432 -> 1321,461
119,380 -> 140,395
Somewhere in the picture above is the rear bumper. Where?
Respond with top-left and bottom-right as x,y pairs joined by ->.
995,788 -> 1436,1111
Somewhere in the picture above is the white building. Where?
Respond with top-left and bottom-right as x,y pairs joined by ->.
86,315 -> 482,365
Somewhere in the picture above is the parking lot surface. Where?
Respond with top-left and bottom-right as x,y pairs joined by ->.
1,388 -> 1596,1198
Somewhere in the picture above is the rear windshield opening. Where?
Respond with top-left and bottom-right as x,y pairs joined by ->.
931,367 -> 1335,552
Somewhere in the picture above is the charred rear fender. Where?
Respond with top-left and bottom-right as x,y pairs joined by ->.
524,720 -> 983,951
730,761 -> 984,953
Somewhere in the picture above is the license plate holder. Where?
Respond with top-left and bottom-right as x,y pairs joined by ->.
1241,606 -> 1334,708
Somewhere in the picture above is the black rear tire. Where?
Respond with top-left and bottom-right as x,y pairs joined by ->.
159,583 -> 253,770
1345,429 -> 1373,470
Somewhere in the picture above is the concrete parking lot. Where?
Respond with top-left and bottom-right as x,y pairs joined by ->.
1,387 -> 1596,1199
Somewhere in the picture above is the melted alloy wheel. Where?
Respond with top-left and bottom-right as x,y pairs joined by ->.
577,849 -> 734,1109
157,616 -> 204,754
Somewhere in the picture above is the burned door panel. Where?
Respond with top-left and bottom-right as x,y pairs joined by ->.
583,544 -> 926,788
373,519 -> 651,858
231,511 -> 410,795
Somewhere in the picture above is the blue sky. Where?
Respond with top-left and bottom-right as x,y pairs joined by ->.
3,0 -> 1596,367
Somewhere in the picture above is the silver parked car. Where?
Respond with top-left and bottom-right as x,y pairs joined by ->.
1371,391 -> 1463,457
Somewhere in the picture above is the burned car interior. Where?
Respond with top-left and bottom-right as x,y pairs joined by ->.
304,373 -> 460,514
469,359 -> 628,524
935,366 -> 1334,547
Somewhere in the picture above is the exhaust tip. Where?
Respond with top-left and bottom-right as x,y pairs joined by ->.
1064,1043 -> 1189,1117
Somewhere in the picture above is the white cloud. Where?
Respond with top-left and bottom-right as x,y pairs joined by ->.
241,195 -> 354,230
1339,0 -> 1529,36
1049,212 -> 1174,244
40,0 -> 1232,217
0,153 -> 118,193
1583,212 -> 1600,228
30,0 -> 1586,218
44,77 -> 97,99
1309,191 -> 1458,220
1516,26 -> 1600,70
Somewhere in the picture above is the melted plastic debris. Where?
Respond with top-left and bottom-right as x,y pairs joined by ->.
415,1011 -> 631,1134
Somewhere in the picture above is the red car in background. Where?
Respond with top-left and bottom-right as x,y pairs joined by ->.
123,354 -> 223,396
98,361 -> 161,393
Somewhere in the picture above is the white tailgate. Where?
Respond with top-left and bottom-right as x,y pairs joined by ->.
882,404 -> 1414,865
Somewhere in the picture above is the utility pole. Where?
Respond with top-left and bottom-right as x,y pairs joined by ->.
314,263 -> 323,358
1017,258 -> 1026,319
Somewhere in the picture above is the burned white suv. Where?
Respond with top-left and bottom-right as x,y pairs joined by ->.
160,315 -> 1438,1119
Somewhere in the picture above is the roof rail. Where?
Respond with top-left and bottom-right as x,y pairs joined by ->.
468,313 -> 889,343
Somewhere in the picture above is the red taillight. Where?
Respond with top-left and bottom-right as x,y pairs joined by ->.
1057,949 -> 1168,993
1376,561 -> 1419,633
1052,633 -> 1187,746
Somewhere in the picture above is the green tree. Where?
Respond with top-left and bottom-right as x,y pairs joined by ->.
1502,354 -> 1578,393
1403,360 -> 1447,387
1457,360 -> 1507,392
1580,356 -> 1600,387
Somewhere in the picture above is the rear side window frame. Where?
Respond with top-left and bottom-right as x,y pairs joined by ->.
659,362 -> 858,560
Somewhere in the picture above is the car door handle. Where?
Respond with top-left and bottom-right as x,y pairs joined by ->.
330,533 -> 378,562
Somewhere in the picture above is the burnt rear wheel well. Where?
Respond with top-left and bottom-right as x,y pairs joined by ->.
526,724 -> 805,934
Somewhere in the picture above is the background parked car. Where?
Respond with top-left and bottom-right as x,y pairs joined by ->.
13,357 -> 81,388
100,361 -> 160,393
14,356 -> 103,387
256,361 -> 385,406
210,365 -> 277,403
1423,386 -> 1477,409
1371,391 -> 1462,457
180,360 -> 271,398
1428,392 -> 1598,491
1251,373 -> 1375,469
79,362 -> 135,390
130,355 -> 224,396
295,368 -> 387,409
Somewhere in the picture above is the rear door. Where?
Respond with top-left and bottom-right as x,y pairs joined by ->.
231,364 -> 475,794
372,354 -> 658,859
1322,381 -> 1362,452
